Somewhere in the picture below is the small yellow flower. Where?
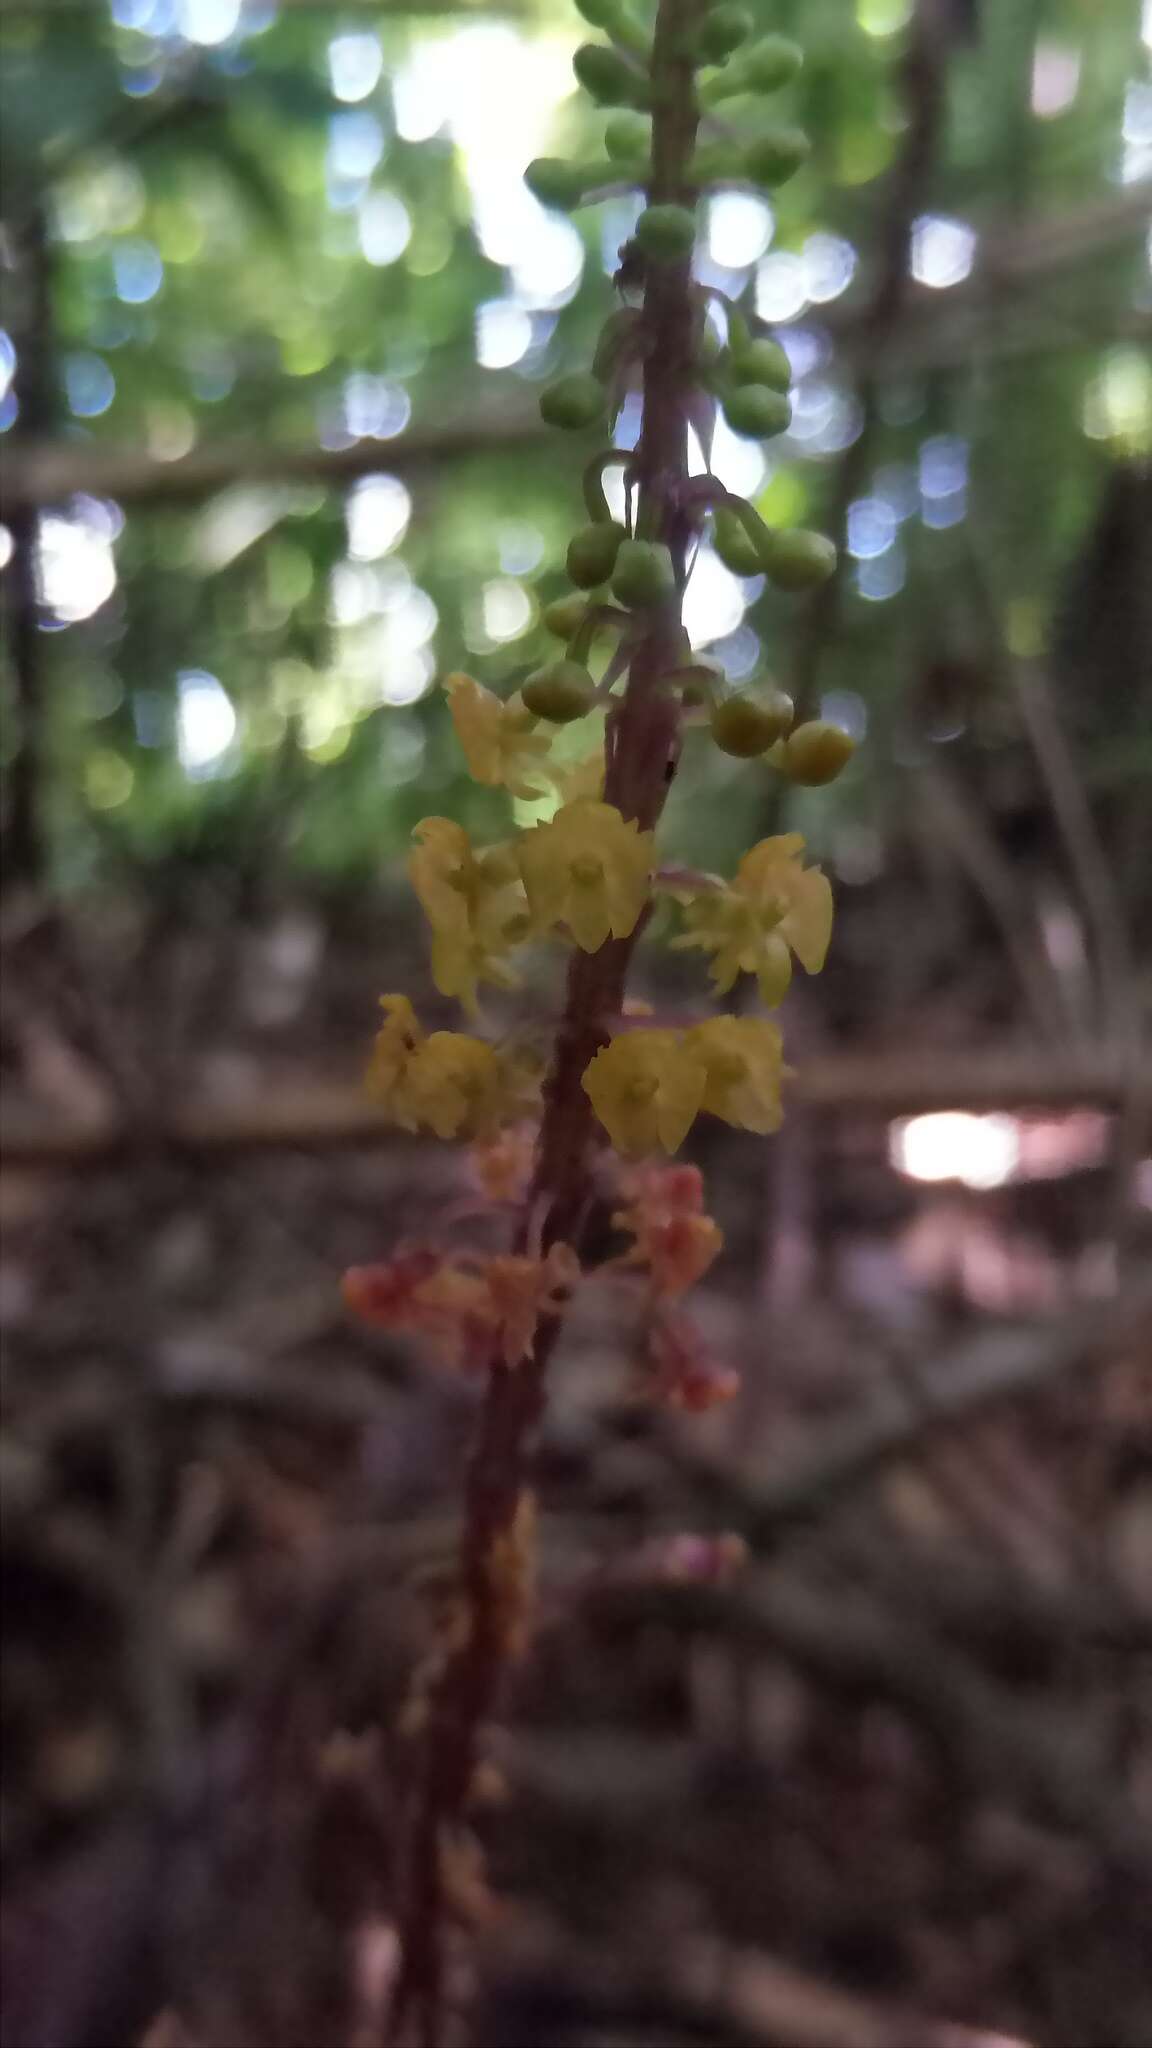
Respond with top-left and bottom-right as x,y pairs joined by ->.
367,993 -> 424,1101
405,1031 -> 510,1140
444,672 -> 552,799
550,747 -> 605,804
684,1015 -> 787,1135
517,799 -> 653,952
408,817 -> 527,1015
672,833 -> 832,1006
366,994 -> 533,1140
582,1029 -> 705,1156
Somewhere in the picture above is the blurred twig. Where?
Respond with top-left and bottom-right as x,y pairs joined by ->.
666,1280 -> 1152,1541
788,0 -> 952,718
0,199 -> 55,892
576,1574 -> 1152,1883
0,404 -> 547,512
2,1046 -> 1145,1163
1,186 -> 1147,515
908,753 -> 1077,1043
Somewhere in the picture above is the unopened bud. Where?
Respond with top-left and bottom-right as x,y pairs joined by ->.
762,527 -> 837,590
712,505 -> 763,576
521,660 -> 597,723
758,688 -> 794,740
635,203 -> 697,262
710,695 -> 782,758
730,336 -> 791,392
723,384 -> 792,439
540,373 -> 607,431
573,41 -> 651,109
696,3 -> 752,63
603,110 -> 651,162
567,519 -> 626,588
524,158 -> 588,210
611,537 -> 677,606
574,0 -> 649,57
741,34 -> 804,91
700,33 -> 803,102
742,128 -> 810,189
784,719 -> 856,784
542,595 -> 591,639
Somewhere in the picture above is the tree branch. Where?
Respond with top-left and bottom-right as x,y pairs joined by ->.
1,1047 -> 1142,1166
2,187 -> 1146,515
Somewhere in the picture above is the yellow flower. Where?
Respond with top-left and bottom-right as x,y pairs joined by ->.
444,672 -> 552,799
367,993 -> 424,1101
672,833 -> 832,1006
517,799 -> 653,952
582,1029 -> 705,1156
684,1015 -> 787,1135
550,747 -> 605,804
366,993 -> 533,1140
408,817 -> 527,1015
404,1031 -> 510,1140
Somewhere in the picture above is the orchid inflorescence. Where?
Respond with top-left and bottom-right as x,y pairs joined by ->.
348,1 -> 855,2035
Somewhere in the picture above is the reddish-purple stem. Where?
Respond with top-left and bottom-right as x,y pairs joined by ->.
383,6 -> 704,2039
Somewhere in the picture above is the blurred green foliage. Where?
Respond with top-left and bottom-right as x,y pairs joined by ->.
0,0 -> 1148,896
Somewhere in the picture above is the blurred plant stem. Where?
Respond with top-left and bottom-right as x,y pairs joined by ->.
1,200 -> 54,895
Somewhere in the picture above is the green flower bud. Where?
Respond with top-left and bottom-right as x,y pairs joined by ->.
567,519 -> 626,588
540,373 -> 608,432
710,695 -> 783,758
603,110 -> 651,162
742,128 -> 811,189
573,41 -> 650,109
753,688 -> 795,743
723,384 -> 792,439
712,505 -> 763,577
740,34 -> 803,91
687,142 -> 742,185
542,595 -> 591,639
698,33 -> 803,103
574,0 -> 649,56
696,3 -> 752,62
730,336 -> 791,392
524,158 -> 589,210
783,720 -> 856,784
522,659 -> 598,724
761,527 -> 837,590
611,537 -> 677,607
634,203 -> 697,262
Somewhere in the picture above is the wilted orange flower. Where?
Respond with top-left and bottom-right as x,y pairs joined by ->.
469,1124 -> 537,1205
343,1242 -> 579,1370
644,1308 -> 740,1411
473,1242 -> 581,1366
613,1162 -> 723,1296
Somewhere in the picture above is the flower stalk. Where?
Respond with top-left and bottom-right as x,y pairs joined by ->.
354,2 -> 855,2038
